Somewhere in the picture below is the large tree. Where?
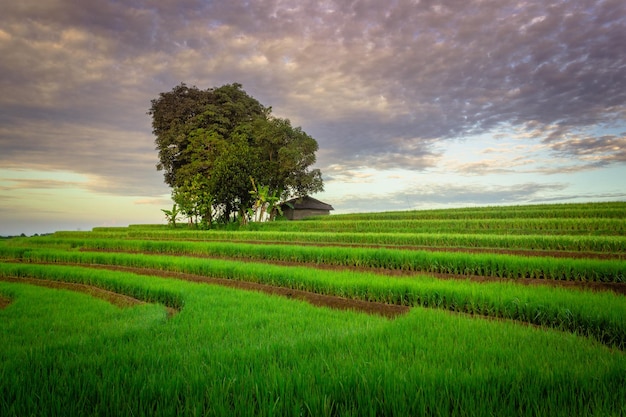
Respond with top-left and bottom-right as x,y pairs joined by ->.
149,83 -> 323,224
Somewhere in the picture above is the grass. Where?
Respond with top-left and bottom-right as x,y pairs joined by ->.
3,239 -> 625,282
40,230 -> 626,253
1,201 -> 625,416
243,217 -> 626,235
2,259 -> 625,349
1,270 -> 625,416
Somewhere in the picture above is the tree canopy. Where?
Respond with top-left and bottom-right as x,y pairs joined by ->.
149,83 -> 323,225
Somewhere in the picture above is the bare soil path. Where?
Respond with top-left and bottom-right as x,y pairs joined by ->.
0,294 -> 11,309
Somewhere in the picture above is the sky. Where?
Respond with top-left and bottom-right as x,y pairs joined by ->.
1,0 -> 625,235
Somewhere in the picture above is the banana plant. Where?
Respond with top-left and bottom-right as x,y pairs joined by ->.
161,204 -> 181,227
249,177 -> 282,222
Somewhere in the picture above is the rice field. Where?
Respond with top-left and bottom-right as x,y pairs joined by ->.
1,202 -> 625,416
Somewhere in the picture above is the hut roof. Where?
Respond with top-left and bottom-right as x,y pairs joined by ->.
283,196 -> 334,211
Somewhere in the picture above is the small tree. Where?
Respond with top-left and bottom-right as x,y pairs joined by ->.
172,174 -> 214,228
161,204 -> 180,227
248,177 -> 282,222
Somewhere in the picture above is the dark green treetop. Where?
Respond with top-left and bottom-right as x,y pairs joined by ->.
149,83 -> 323,224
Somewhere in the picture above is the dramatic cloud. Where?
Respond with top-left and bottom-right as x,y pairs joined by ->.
0,0 -> 624,234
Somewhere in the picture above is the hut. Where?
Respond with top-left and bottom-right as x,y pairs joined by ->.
281,196 -> 334,220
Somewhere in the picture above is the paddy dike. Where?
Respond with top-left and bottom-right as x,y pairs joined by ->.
87,264 -> 411,319
0,275 -> 178,316
81,246 -> 626,297
4,242 -> 624,320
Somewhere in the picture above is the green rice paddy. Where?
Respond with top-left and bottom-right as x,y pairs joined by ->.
1,202 -> 625,416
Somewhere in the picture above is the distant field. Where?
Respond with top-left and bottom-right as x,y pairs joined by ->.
1,202 -> 625,416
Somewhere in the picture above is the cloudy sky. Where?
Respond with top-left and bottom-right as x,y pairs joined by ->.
1,0 -> 625,235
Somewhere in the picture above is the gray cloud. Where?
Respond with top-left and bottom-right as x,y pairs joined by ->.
0,0 -> 624,203
0,178 -> 84,191
0,119 -> 166,196
404,182 -> 572,206
548,134 -> 626,163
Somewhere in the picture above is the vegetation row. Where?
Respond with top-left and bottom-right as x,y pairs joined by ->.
314,202 -> 626,220
5,238 -> 624,283
1,249 -> 625,349
54,230 -> 626,254
242,218 -> 626,236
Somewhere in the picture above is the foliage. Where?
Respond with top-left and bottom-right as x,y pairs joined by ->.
149,83 -> 323,224
248,177 -> 283,222
169,174 -> 217,229
160,204 -> 180,227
